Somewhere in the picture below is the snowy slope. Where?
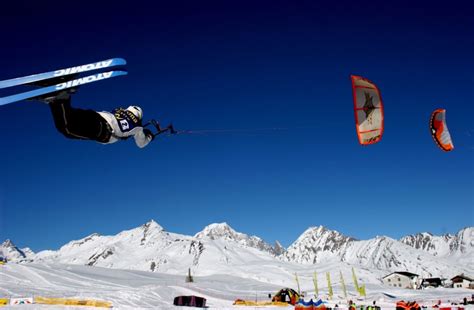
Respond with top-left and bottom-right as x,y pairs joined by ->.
1,262 -> 473,309
340,236 -> 469,278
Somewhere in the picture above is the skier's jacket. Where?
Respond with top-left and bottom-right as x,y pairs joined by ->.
98,108 -> 152,148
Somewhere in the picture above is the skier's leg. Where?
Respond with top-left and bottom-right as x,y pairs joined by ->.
49,93 -> 111,142
49,93 -> 82,139
61,108 -> 111,142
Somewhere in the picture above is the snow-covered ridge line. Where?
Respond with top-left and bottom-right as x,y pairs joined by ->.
2,221 -> 473,280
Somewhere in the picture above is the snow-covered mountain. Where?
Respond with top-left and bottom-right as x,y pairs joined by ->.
280,227 -> 472,278
282,226 -> 356,264
399,227 -> 474,272
0,239 -> 34,262
194,222 -> 276,254
30,220 -> 279,277
3,221 -> 473,280
400,227 -> 474,257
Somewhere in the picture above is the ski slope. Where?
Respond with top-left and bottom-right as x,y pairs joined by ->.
1,262 -> 473,309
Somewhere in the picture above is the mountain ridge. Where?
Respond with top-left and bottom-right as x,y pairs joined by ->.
2,221 -> 472,279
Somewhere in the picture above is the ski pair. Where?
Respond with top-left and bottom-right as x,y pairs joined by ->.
0,58 -> 127,106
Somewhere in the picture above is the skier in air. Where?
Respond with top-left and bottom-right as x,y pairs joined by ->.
45,91 -> 176,148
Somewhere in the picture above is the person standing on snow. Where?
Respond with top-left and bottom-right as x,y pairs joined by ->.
44,91 -> 174,148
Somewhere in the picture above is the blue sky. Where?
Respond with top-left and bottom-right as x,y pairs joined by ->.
1,1 -> 473,252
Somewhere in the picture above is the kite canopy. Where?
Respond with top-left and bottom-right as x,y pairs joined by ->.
350,75 -> 384,145
430,109 -> 454,152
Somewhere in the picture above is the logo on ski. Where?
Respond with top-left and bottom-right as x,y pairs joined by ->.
54,60 -> 114,77
0,70 -> 127,106
56,72 -> 114,90
0,58 -> 126,90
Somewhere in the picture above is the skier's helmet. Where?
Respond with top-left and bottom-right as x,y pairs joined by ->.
127,106 -> 143,120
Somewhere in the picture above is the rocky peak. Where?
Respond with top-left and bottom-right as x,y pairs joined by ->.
140,220 -> 165,245
294,226 -> 356,251
273,240 -> 285,256
195,223 -> 276,255
2,239 -> 15,248
194,223 -> 237,240
1,239 -> 34,262
141,220 -> 164,232
282,226 -> 357,264
400,227 -> 474,257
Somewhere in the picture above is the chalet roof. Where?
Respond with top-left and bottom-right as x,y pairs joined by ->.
383,271 -> 419,279
451,274 -> 473,281
421,278 -> 442,286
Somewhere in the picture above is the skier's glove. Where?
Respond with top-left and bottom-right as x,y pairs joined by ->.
143,129 -> 155,141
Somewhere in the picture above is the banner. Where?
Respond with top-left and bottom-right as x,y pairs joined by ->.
35,296 -> 112,308
10,297 -> 33,305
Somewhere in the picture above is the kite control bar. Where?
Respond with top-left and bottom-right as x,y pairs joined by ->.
143,119 -> 178,137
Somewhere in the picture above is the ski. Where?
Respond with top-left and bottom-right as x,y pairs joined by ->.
0,70 -> 127,106
0,58 -> 126,89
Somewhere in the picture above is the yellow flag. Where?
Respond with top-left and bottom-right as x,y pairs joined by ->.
352,267 -> 360,291
313,271 -> 319,297
340,271 -> 347,298
295,272 -> 301,295
326,272 -> 333,299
